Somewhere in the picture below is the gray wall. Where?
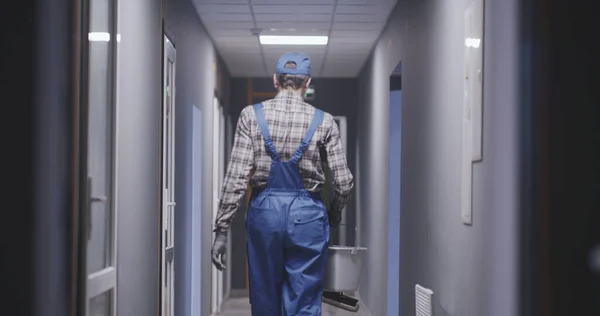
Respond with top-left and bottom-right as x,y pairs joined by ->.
115,0 -> 162,315
116,0 -> 228,314
165,0 -> 229,315
357,0 -> 521,315
227,77 -> 359,290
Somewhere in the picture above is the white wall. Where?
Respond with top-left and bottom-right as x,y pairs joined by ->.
165,0 -> 225,314
114,0 -> 225,314
357,0 -> 521,315
387,88 -> 402,316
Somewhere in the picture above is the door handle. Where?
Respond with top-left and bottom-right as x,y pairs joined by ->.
91,195 -> 107,202
167,201 -> 176,207
87,176 -> 108,241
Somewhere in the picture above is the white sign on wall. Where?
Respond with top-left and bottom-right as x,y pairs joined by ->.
462,0 -> 484,225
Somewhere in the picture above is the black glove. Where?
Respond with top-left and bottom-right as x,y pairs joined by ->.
211,231 -> 227,271
327,209 -> 342,227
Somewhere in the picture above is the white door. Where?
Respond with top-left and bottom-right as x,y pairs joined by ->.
85,0 -> 118,314
211,98 -> 224,314
161,35 -> 177,316
219,108 -> 227,301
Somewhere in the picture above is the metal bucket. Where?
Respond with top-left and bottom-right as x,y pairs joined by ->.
323,245 -> 368,292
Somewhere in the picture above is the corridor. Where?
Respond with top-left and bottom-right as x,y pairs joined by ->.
8,0 -> 600,316
217,294 -> 372,316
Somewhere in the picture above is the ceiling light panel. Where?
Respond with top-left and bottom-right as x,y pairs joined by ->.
259,35 -> 328,45
262,45 -> 327,54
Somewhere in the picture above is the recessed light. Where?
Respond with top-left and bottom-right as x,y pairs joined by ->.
88,32 -> 121,42
259,35 -> 328,45
88,32 -> 110,42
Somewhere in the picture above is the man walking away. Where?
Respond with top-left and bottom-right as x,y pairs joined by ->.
211,52 -> 354,316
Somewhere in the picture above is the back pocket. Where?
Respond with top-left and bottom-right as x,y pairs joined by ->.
289,207 -> 327,243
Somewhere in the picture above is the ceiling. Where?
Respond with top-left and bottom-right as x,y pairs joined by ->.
192,0 -> 397,78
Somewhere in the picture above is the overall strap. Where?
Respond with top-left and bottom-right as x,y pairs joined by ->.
290,109 -> 324,164
252,103 -> 280,161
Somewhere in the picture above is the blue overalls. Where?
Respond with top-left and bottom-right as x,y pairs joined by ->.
247,103 -> 330,316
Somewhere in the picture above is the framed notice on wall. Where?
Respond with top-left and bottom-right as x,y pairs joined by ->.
464,0 -> 484,162
462,0 -> 484,225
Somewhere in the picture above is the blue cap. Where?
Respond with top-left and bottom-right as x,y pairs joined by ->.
276,52 -> 311,76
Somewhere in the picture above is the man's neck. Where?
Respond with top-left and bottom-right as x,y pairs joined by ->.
275,89 -> 305,100
278,88 -> 303,95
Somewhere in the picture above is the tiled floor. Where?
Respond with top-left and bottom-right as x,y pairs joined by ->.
217,295 -> 372,316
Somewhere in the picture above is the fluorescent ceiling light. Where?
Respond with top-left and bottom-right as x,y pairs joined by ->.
88,32 -> 121,42
464,37 -> 481,48
259,35 -> 328,46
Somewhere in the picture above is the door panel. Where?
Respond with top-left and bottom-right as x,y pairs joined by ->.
89,290 -> 113,316
85,0 -> 118,314
87,0 -> 115,274
161,34 -> 177,316
211,98 -> 221,314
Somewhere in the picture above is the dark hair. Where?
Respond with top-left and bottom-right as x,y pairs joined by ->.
277,62 -> 309,90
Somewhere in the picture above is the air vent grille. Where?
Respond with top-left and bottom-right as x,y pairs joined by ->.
415,284 -> 434,316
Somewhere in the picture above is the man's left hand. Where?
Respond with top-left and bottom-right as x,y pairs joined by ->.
327,209 -> 342,227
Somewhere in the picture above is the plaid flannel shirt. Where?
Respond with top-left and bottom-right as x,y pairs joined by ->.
214,91 -> 354,233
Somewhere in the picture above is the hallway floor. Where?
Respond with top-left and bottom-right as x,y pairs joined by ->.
218,295 -> 372,316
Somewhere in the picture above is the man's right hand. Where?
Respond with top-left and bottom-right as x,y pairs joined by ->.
211,231 -> 227,271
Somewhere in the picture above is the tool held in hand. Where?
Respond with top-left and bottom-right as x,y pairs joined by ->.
318,141 -> 367,313
318,141 -> 342,228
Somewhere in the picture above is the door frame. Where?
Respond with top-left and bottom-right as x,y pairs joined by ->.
211,96 -> 225,314
76,0 -> 120,314
160,26 -> 177,316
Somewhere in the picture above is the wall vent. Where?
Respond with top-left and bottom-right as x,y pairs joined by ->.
415,284 -> 434,316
